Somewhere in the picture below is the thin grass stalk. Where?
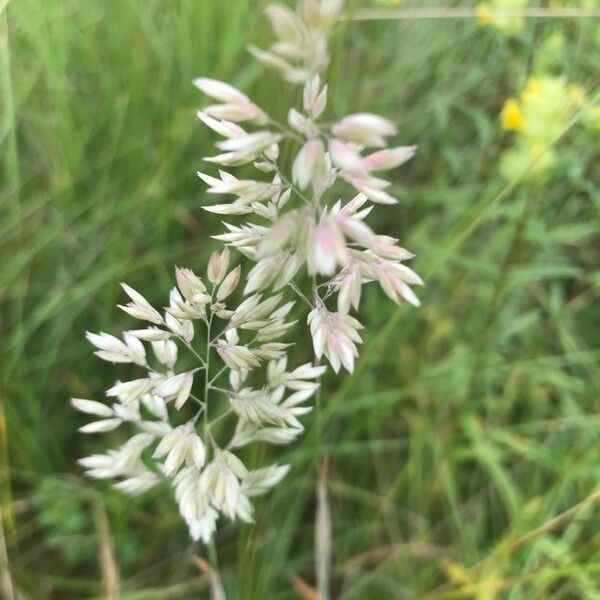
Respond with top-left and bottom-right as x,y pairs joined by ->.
315,458 -> 331,600
0,401 -> 13,538
0,507 -> 14,600
92,500 -> 120,600
193,555 -> 226,600
0,403 -> 14,600
350,7 -> 600,21
0,4 -> 23,356
292,574 -> 319,600
0,6 -> 20,203
311,271 -> 330,597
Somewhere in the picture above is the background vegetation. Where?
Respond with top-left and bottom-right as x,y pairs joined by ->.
1,0 -> 599,598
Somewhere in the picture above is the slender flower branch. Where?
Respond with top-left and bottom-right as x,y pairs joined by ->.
208,365 -> 229,387
177,335 -> 207,368
288,282 -> 314,309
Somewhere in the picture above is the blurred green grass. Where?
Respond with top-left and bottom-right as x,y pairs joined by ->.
1,0 -> 599,598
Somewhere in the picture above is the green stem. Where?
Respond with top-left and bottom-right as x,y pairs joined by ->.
203,311 -> 214,444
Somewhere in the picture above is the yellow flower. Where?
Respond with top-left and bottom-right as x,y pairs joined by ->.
475,3 -> 493,25
522,78 -> 541,102
501,98 -> 525,131
479,0 -> 526,36
530,143 -> 545,160
568,84 -> 585,107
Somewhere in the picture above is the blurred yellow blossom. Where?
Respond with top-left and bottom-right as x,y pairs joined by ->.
501,98 -> 524,131
500,145 -> 556,182
568,84 -> 585,107
476,0 -> 527,36
522,78 -> 541,102
475,4 -> 493,25
500,76 -> 586,181
520,77 -> 573,142
530,143 -> 545,160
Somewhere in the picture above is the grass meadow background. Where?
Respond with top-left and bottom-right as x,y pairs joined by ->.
1,0 -> 599,598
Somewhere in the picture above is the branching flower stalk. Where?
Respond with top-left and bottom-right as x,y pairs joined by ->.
74,0 -> 423,550
77,257 -> 324,542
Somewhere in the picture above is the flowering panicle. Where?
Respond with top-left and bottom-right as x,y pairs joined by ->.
75,0 -> 423,544
75,254 -> 324,542
196,0 -> 423,373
